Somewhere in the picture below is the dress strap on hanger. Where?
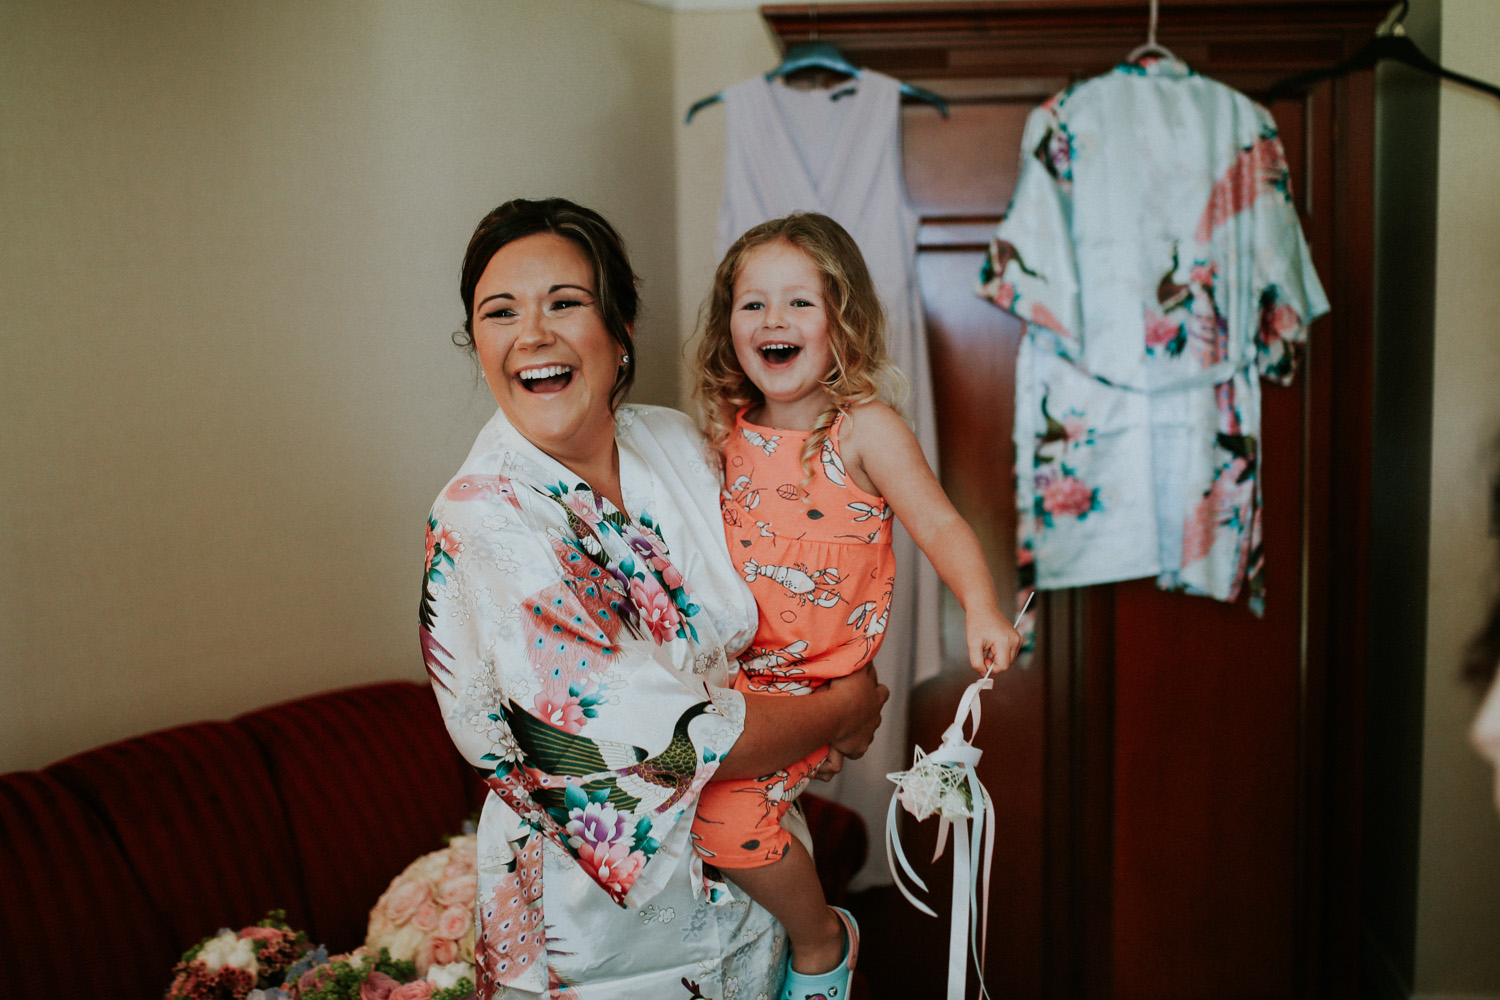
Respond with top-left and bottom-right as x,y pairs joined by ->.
686,9 -> 949,122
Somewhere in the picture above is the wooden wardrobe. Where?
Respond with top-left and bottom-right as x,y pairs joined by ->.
759,2 -> 1394,997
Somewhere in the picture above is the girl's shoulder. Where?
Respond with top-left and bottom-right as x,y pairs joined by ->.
837,399 -> 908,451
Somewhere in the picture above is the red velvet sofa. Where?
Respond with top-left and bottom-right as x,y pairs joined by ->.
0,681 -> 865,1000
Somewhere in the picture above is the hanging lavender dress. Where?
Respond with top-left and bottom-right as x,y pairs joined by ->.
716,71 -> 943,886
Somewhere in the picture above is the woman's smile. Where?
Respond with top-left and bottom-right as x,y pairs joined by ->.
516,363 -> 576,393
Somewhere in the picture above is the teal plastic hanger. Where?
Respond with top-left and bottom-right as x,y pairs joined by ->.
685,42 -> 950,123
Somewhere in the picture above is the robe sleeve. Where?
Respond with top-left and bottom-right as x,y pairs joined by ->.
978,98 -> 1084,360
1190,108 -> 1329,387
1247,121 -> 1329,385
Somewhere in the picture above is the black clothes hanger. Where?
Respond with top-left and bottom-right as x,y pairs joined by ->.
685,40 -> 950,123
1266,0 -> 1500,102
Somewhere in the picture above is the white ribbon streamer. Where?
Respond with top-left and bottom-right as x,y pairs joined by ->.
884,594 -> 1029,1000
885,674 -> 995,1000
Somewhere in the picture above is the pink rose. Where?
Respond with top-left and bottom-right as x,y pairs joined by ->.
1144,310 -> 1180,349
437,905 -> 472,939
576,841 -> 647,900
296,965 -> 338,997
534,685 -> 586,734
411,900 -> 440,933
431,524 -> 461,559
650,554 -> 685,590
359,971 -> 401,1000
989,280 -> 1017,310
1061,416 -> 1089,446
1260,302 -> 1299,343
389,983 -> 435,1000
1041,475 -> 1095,519
414,936 -> 436,975
443,855 -> 476,879
435,874 -> 474,908
430,936 -> 459,966
239,925 -> 279,942
630,578 -> 681,644
564,491 -> 603,526
382,876 -> 432,925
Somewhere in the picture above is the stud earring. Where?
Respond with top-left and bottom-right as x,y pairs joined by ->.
620,354 -> 631,366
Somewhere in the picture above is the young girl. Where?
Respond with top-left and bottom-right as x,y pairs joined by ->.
692,212 -> 1023,1000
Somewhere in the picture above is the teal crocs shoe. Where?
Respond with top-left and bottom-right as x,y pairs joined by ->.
780,906 -> 859,1000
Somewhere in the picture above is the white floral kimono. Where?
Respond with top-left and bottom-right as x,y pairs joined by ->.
978,57 -> 1329,613
421,404 -> 789,1000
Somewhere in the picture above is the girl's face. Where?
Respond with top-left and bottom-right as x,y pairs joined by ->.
471,233 -> 625,463
729,240 -> 835,422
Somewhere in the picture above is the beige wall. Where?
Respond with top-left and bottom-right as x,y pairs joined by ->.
671,8 -> 780,408
1416,1 -> 1500,995
0,0 -> 678,772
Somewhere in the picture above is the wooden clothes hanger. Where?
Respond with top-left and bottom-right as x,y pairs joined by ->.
1266,0 -> 1500,102
685,9 -> 949,123
1125,0 -> 1180,65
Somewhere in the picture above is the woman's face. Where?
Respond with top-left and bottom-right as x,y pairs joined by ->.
471,233 -> 625,462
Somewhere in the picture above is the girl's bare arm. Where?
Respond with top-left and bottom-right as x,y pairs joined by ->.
844,402 -> 1023,675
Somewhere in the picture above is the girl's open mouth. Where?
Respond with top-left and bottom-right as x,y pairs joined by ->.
518,364 -> 575,392
759,343 -> 801,365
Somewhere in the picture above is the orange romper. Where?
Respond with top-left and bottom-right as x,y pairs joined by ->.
693,409 -> 896,869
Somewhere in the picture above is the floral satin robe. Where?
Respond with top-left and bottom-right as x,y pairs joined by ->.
421,404 -> 789,1000
978,57 -> 1330,613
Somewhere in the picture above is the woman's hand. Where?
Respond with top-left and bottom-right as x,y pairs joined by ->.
967,604 -> 1023,675
824,663 -> 889,759
815,748 -> 845,781
714,664 -> 887,780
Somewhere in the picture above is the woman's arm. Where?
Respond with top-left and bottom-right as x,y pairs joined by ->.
711,664 -> 889,780
845,402 -> 1023,675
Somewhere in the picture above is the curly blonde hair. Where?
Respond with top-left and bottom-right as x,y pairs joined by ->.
692,212 -> 906,477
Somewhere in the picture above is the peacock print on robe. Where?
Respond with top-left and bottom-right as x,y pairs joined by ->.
421,403 -> 789,1000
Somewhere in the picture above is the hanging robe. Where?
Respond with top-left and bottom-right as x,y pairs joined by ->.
978,57 -> 1330,613
716,69 -> 944,888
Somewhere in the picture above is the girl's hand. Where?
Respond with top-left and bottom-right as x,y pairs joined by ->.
968,605 -> 1023,676
824,664 -> 888,759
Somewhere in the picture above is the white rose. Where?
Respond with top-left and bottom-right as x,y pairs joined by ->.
384,924 -> 425,962
426,961 -> 475,990
198,931 -> 260,976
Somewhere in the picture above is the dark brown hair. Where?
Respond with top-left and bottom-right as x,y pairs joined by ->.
457,197 -> 640,409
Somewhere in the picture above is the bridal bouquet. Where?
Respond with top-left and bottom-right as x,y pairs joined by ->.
164,836 -> 480,1000
166,912 -> 310,1000
365,835 -> 478,975
280,947 -> 474,1000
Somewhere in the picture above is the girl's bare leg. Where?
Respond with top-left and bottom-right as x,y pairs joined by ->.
721,837 -> 845,974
